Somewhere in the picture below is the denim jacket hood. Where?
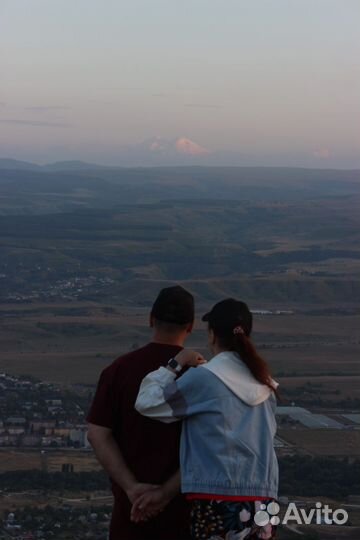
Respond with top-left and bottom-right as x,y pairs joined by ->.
200,351 -> 279,406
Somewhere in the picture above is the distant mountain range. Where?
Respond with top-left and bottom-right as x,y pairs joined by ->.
1,157 -> 360,175
0,158 -> 108,172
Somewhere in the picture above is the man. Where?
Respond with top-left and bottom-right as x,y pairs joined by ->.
87,286 -> 194,540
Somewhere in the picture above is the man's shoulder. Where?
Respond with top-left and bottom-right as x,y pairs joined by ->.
102,344 -> 152,375
99,342 -> 182,384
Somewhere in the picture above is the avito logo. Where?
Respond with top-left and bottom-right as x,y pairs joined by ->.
254,501 -> 348,526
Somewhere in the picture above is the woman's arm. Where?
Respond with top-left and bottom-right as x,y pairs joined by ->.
135,350 -> 206,422
135,366 -> 180,423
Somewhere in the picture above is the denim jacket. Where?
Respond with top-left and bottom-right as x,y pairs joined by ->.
135,351 -> 279,498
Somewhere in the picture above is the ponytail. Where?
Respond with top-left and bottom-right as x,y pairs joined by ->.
234,333 -> 279,399
213,324 -> 280,400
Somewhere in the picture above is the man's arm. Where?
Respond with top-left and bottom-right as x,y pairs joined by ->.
87,423 -> 157,503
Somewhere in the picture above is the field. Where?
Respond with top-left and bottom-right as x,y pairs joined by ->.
278,430 -> 360,457
0,449 -> 101,473
1,301 -> 359,392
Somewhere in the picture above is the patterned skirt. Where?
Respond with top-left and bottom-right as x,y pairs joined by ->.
190,498 -> 278,540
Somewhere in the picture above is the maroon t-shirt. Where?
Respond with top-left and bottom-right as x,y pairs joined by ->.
87,342 -> 190,540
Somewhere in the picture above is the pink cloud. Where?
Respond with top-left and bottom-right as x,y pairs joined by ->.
175,137 -> 210,156
312,148 -> 331,159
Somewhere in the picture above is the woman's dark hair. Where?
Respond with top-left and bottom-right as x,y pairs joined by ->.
202,298 -> 280,399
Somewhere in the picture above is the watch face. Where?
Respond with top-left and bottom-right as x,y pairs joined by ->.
168,358 -> 180,371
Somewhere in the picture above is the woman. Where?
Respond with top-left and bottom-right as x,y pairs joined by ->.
135,298 -> 280,540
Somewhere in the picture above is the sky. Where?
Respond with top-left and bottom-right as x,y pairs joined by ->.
1,0 -> 359,167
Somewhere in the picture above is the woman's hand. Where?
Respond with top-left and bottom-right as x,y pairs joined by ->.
175,350 -> 206,368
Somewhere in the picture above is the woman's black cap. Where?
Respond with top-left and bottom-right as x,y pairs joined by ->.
202,298 -> 252,336
151,286 -> 195,324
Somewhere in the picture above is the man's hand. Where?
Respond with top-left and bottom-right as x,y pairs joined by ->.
126,482 -> 159,505
87,424 -> 158,510
175,349 -> 206,368
130,486 -> 171,523
130,469 -> 181,523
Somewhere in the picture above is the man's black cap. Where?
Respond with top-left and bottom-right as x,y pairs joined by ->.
202,298 -> 252,336
151,286 -> 194,325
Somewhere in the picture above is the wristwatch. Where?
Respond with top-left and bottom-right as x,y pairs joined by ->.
167,357 -> 182,373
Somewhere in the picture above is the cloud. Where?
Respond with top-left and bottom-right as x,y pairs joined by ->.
146,136 -> 210,157
175,137 -> 210,156
149,140 -> 166,151
312,148 -> 331,159
25,106 -> 71,112
146,136 -> 167,152
0,118 -> 71,127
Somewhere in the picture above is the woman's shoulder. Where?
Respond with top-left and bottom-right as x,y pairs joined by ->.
177,364 -> 223,395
